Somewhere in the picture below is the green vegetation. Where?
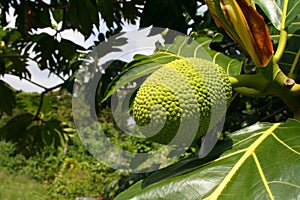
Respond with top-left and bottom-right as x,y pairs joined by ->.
0,93 -> 131,199
0,91 -> 166,198
0,172 -> 47,200
0,130 -> 130,199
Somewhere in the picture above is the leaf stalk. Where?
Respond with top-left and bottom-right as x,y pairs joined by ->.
273,0 -> 289,62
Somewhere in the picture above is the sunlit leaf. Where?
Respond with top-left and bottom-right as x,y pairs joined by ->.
141,137 -> 233,188
255,0 -> 300,30
102,34 -> 242,102
192,34 -> 243,75
115,119 -> 300,200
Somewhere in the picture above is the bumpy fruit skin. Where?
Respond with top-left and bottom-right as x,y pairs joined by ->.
133,58 -> 232,144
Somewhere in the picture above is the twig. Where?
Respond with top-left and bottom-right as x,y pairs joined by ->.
259,106 -> 287,122
33,82 -> 65,120
22,77 -> 48,90
34,91 -> 45,120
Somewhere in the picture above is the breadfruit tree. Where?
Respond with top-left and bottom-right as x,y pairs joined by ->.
0,0 -> 299,199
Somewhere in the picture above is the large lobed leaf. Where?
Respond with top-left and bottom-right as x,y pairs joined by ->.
102,34 -> 242,102
115,119 -> 300,200
255,0 -> 300,30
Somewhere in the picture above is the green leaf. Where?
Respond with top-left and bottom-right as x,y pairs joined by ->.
98,0 -> 115,28
115,119 -> 300,200
0,28 -> 9,41
67,0 -> 99,38
280,31 -> 300,80
255,0 -> 300,30
15,1 -> 51,34
102,34 -> 242,102
51,8 -> 63,23
39,119 -> 70,149
141,137 -> 233,188
41,94 -> 57,115
4,56 -> 29,78
32,34 -> 83,74
140,0 -> 188,33
192,34 -> 243,76
16,93 -> 40,114
0,81 -> 16,116
0,113 -> 34,142
102,52 -> 179,102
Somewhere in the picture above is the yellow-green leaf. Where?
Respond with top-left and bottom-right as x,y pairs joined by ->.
115,119 -> 300,200
102,34 -> 242,102
255,0 -> 300,30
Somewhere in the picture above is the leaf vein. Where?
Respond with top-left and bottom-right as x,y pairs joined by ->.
198,40 -> 210,47
271,133 -> 300,155
226,59 -> 235,74
271,1 -> 282,16
194,41 -> 210,58
268,181 -> 300,188
232,132 -> 261,148
253,152 -> 274,200
177,38 -> 189,55
212,53 -> 220,65
286,1 -> 300,20
284,50 -> 298,55
215,149 -> 247,162
288,34 -> 300,38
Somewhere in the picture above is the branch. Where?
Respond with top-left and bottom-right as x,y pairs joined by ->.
44,82 -> 65,93
56,73 -> 66,82
229,64 -> 300,120
33,82 -> 65,120
36,0 -> 70,9
2,54 -> 27,59
3,53 -> 42,65
259,106 -> 288,122
22,77 -> 48,90
34,91 -> 45,120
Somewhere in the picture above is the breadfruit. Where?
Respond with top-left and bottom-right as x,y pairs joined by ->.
133,57 -> 232,144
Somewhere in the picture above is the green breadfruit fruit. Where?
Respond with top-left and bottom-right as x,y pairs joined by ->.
133,57 -> 232,144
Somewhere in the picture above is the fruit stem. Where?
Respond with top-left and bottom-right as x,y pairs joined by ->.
229,74 -> 269,97
230,59 -> 300,120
